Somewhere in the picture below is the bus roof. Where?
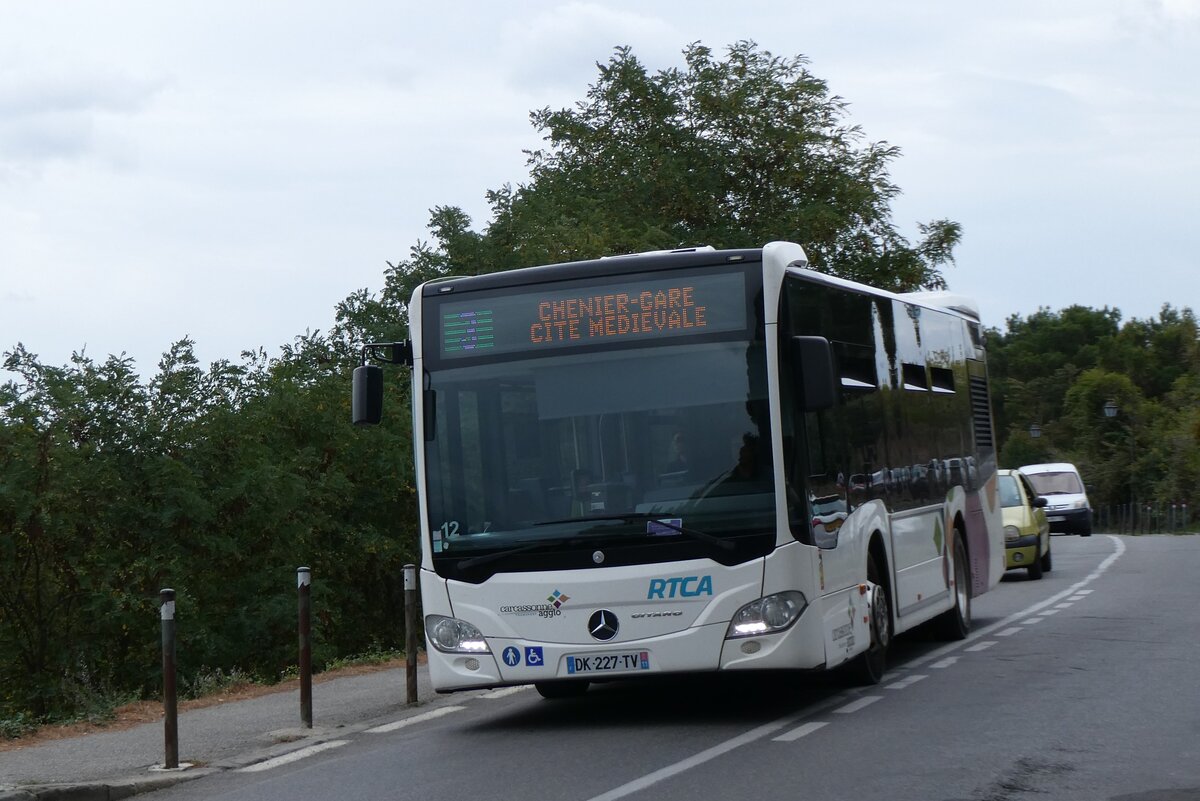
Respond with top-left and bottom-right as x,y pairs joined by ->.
419,244 -> 982,323
420,247 -> 763,297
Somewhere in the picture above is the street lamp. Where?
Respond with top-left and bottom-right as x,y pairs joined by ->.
1103,399 -> 1136,532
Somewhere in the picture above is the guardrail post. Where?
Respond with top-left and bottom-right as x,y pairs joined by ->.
160,588 -> 179,770
404,564 -> 418,704
298,567 -> 313,728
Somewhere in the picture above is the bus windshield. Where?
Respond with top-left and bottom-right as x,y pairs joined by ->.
422,339 -> 775,575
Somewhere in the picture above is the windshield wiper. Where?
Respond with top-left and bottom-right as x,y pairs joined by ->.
532,514 -> 634,527
534,513 -> 734,552
457,515 -> 735,572
455,538 -> 571,572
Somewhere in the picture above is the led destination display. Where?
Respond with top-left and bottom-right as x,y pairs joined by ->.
437,270 -> 748,360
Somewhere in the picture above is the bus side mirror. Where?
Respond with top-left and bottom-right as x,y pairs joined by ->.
352,364 -> 384,425
792,336 -> 836,411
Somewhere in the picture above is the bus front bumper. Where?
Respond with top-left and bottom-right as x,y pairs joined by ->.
426,606 -> 828,692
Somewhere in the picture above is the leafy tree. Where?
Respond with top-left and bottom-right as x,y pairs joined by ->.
0,335 -> 419,727
986,305 -> 1122,458
0,347 -> 158,718
389,41 -> 961,295
988,303 -> 1200,513
1101,305 -> 1199,399
1060,369 -> 1146,504
1153,372 -> 1200,505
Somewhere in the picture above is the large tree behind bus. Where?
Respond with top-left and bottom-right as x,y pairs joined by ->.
381,41 -> 961,315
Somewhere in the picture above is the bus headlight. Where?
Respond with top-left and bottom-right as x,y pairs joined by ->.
725,592 -> 807,639
1004,525 -> 1020,541
426,615 -> 490,654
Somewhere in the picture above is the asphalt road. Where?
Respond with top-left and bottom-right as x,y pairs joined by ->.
143,534 -> 1200,801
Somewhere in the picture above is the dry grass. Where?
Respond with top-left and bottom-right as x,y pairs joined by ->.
0,656 -> 417,752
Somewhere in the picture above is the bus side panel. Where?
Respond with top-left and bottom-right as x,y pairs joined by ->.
889,507 -> 949,618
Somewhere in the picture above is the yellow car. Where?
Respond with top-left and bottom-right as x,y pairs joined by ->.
999,468 -> 1051,579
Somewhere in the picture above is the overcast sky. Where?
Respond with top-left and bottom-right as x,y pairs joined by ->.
2,0 -> 1197,381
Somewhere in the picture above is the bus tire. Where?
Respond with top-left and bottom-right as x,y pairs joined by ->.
535,681 -> 588,699
850,553 -> 890,685
934,530 -> 971,640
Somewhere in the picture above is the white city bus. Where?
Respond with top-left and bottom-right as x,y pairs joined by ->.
353,241 -> 1004,697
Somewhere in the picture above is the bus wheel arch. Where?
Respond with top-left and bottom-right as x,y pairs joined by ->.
850,533 -> 893,685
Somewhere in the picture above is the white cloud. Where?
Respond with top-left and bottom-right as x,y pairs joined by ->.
501,2 -> 681,91
0,65 -> 164,168
1,0 -> 1197,377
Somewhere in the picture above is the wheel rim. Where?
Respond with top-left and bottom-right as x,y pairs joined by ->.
954,547 -> 968,615
870,585 -> 890,648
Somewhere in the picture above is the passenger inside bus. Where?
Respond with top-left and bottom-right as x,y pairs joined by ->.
664,431 -> 691,475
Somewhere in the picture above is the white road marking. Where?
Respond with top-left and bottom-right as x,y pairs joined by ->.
965,641 -> 997,652
995,627 -> 1023,637
1038,609 -> 1060,616
1021,616 -> 1045,624
1068,595 -> 1088,601
930,656 -> 959,668
886,674 -> 928,690
1054,603 -> 1074,609
365,705 -> 465,734
480,686 -> 531,699
904,535 -> 1125,670
584,537 -> 1128,801
584,717 -> 800,801
835,695 -> 883,714
773,721 -> 829,742
238,740 -> 349,772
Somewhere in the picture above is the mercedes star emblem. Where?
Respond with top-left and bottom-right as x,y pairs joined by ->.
587,609 -> 619,641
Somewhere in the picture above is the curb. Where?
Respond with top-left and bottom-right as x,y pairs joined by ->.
0,768 -> 213,801
0,704 -> 445,801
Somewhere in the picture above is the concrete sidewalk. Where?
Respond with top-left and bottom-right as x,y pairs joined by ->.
0,662 -> 452,800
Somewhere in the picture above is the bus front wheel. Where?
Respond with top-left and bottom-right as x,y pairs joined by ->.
850,553 -> 890,685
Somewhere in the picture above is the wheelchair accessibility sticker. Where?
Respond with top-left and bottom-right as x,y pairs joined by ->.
502,646 -> 545,667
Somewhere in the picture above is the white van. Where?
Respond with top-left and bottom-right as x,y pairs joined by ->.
1018,462 -> 1092,536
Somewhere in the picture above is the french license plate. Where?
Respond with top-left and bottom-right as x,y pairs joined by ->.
1047,515 -> 1065,522
565,651 -> 650,675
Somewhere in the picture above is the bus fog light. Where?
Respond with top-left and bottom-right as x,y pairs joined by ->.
726,592 -> 807,639
426,614 -> 490,654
